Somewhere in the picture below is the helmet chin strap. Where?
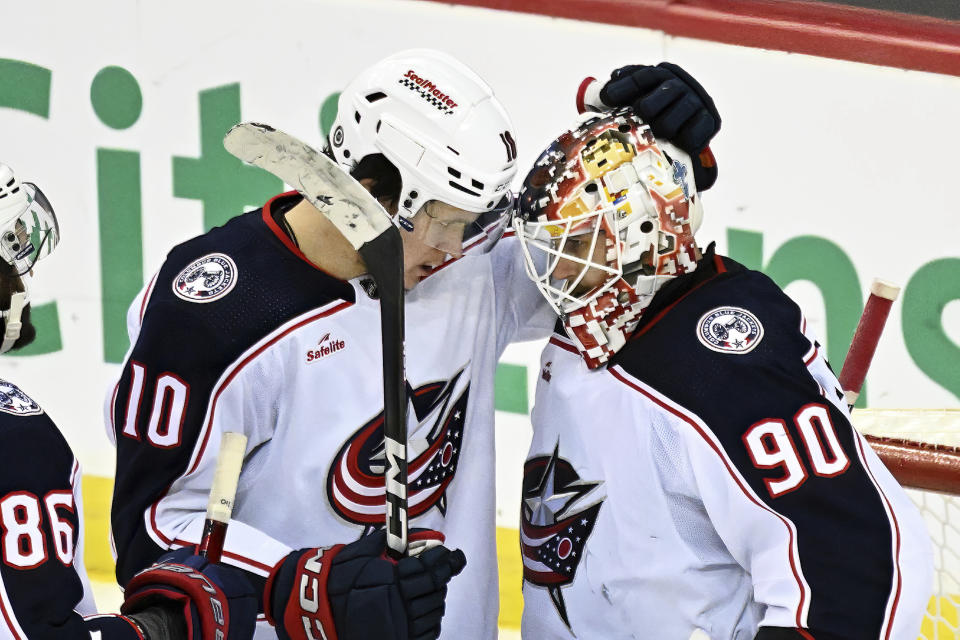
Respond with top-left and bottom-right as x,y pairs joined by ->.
1,291 -> 26,354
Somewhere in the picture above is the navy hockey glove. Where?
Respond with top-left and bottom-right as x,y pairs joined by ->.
120,547 -> 258,640
601,62 -> 720,190
265,529 -> 466,640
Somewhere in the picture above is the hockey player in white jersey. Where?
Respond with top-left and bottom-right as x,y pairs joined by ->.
511,111 -> 933,639
0,163 -> 257,639
107,50 -> 722,640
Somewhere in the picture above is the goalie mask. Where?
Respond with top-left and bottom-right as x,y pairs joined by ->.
329,48 -> 517,254
0,163 -> 60,353
513,109 -> 703,369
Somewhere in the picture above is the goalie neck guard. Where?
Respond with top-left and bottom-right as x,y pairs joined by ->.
513,109 -> 704,369
328,49 -> 517,253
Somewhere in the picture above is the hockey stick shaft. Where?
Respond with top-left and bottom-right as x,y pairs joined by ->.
838,278 -> 900,407
223,123 -> 409,558
366,230 -> 408,559
197,431 -> 248,563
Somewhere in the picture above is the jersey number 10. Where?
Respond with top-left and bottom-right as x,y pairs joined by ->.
742,403 -> 851,498
120,361 -> 190,448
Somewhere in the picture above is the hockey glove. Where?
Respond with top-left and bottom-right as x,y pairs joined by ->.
601,62 -> 720,190
265,529 -> 467,640
120,547 -> 258,640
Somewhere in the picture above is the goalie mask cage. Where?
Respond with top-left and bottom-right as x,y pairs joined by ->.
854,409 -> 960,639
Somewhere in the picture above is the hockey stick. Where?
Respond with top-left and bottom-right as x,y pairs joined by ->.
198,431 -> 248,563
838,278 -> 900,408
223,122 -> 409,559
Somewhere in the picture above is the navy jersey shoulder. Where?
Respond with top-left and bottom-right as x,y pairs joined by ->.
111,194 -> 358,586
0,379 -> 74,495
612,250 -> 897,637
0,380 -> 93,638
145,194 -> 356,359
615,250 -> 821,426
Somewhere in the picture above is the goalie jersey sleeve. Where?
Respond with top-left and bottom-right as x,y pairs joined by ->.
108,201 -> 355,595
0,381 -> 105,639
610,252 -> 933,638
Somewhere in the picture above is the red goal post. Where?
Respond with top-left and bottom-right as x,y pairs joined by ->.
854,408 -> 960,639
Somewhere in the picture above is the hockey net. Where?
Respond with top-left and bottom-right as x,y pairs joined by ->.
854,409 -> 960,639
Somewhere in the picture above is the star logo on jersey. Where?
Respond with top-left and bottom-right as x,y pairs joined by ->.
327,366 -> 470,528
521,442 -> 604,630
541,362 -> 552,383
697,306 -> 764,354
172,253 -> 238,303
0,379 -> 42,416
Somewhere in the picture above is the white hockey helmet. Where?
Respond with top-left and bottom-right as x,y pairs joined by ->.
0,162 -> 60,353
0,163 -> 59,277
328,49 -> 517,252
513,109 -> 704,368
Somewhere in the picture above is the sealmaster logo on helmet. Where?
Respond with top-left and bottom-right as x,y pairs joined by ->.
399,70 -> 458,114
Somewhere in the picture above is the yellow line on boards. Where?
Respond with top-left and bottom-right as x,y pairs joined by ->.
82,475 -> 116,582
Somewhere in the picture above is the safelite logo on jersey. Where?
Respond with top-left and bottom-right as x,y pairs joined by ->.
306,333 -> 345,363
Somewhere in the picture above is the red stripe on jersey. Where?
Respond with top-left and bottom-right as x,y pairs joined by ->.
853,433 -> 904,638
0,579 -> 26,640
147,299 -> 353,547
139,272 -> 160,323
629,272 -> 722,340
83,614 -> 147,639
799,316 -> 820,367
713,252 -> 726,273
172,538 -> 274,575
261,192 -> 344,282
109,381 -> 120,437
548,335 -> 578,354
188,299 -> 353,475
608,366 -> 811,628
262,193 -> 308,259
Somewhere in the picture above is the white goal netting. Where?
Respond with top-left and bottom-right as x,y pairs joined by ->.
854,409 -> 960,639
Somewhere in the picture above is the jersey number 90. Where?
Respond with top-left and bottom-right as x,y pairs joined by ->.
743,403 -> 851,498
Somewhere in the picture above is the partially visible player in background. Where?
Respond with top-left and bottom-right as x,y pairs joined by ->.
106,50 -> 721,640
0,162 -> 257,639
511,111 -> 933,638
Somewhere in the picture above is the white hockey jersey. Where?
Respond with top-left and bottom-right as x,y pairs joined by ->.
107,193 -> 554,639
520,250 -> 933,640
